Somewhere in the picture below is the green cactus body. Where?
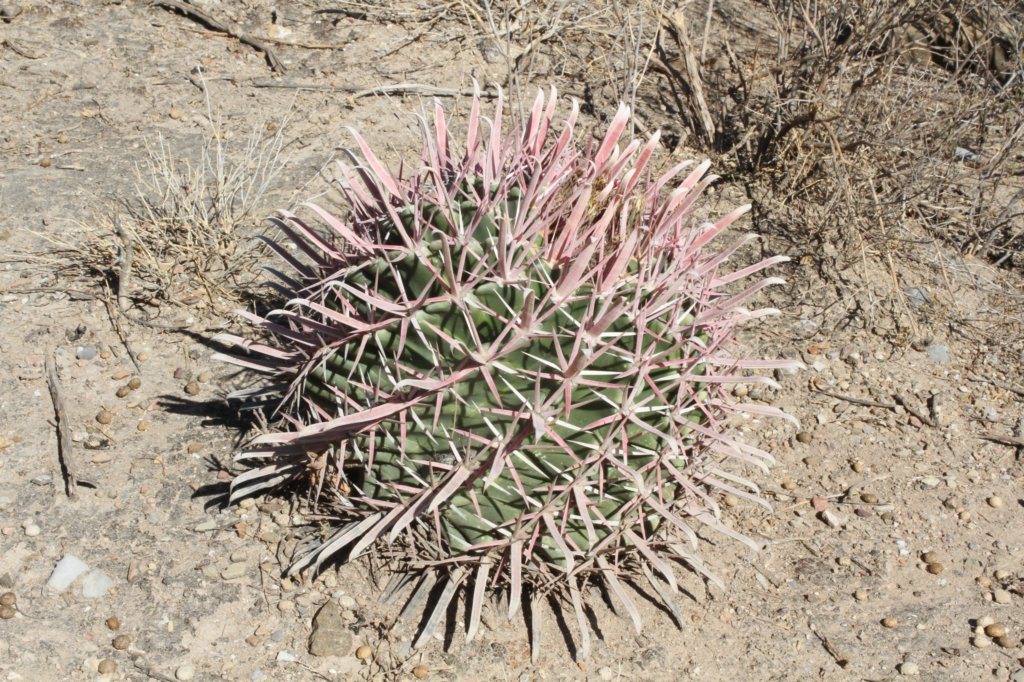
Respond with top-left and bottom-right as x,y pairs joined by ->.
218,88 -> 799,654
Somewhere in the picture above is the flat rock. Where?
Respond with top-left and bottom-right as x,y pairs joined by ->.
81,569 -> 115,599
47,555 -> 89,593
308,600 -> 353,657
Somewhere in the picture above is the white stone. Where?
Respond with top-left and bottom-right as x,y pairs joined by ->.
81,569 -> 115,599
47,555 -> 89,593
175,664 -> 195,681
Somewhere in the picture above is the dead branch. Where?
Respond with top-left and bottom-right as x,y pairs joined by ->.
45,356 -> 77,499
150,0 -> 285,74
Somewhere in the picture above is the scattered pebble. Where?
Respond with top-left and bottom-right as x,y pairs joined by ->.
978,616 -> 995,627
984,623 -> 1007,638
413,664 -> 429,679
882,617 -> 898,628
854,590 -> 868,601
926,563 -> 944,575
355,645 -> 373,661
994,635 -> 1015,648
597,668 -> 615,681
973,635 -> 993,649
336,594 -> 356,609
197,371 -> 211,383
796,432 -> 812,443
309,600 -> 352,656
987,496 -> 1004,509
115,385 -> 132,398
993,589 -> 1012,605
0,605 -> 14,619
111,634 -> 131,650
925,344 -> 950,363
0,592 -> 14,607
221,563 -> 246,581
128,376 -> 142,390
97,659 -> 116,675
184,381 -> 200,396
851,460 -> 864,473
47,555 -> 90,594
781,481 -> 797,491
977,576 -> 992,588
175,663 -> 195,681
899,661 -> 920,676
277,600 -> 294,613
994,569 -> 1011,580
76,345 -> 97,361
860,493 -> 878,504
82,569 -> 115,599
23,522 -> 40,537
921,551 -> 941,563
723,494 -> 739,507
96,409 -> 112,425
106,616 -> 121,630
275,652 -> 296,663
137,422 -> 149,432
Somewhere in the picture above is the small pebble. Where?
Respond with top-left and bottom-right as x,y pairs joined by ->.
96,409 -> 113,425
175,663 -> 195,681
137,422 -> 149,432
112,634 -> 131,650
796,432 -> 812,443
977,576 -> 992,588
116,385 -> 132,398
993,589 -> 1012,605
355,645 -> 372,661
974,635 -> 993,648
959,510 -> 972,521
781,481 -> 797,491
221,562 -> 246,581
854,589 -> 868,601
39,157 -> 52,168
184,381 -> 200,396
106,616 -> 121,630
994,569 -> 1011,580
97,659 -> 117,675
851,460 -> 864,473
197,371 -> 211,383
56,132 -> 69,144
128,377 -> 142,390
0,592 -> 15,606
0,605 -> 14,619
860,493 -> 878,504
136,351 -> 148,362
882,617 -> 898,628
899,661 -> 919,676
413,664 -> 429,679
24,522 -> 40,537
926,563 -> 944,575
277,600 -> 295,613
76,345 -> 97,361
723,494 -> 738,507
984,623 -> 1007,638
921,551 -> 941,563
987,496 -> 1005,509
994,635 -> 1014,648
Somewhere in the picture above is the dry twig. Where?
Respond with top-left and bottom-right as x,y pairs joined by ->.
150,0 -> 285,73
45,356 -> 77,499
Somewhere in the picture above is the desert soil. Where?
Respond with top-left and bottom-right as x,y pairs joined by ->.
1,2 -> 1023,682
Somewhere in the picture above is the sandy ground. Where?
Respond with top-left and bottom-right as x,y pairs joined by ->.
1,2 -> 1023,681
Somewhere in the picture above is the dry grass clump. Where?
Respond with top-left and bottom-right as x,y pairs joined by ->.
616,0 -> 1022,339
37,108 -> 289,322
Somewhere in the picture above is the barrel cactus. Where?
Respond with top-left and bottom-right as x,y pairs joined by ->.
217,87 -> 799,656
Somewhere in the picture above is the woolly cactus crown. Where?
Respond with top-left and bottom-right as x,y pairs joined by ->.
217,86 -> 799,655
